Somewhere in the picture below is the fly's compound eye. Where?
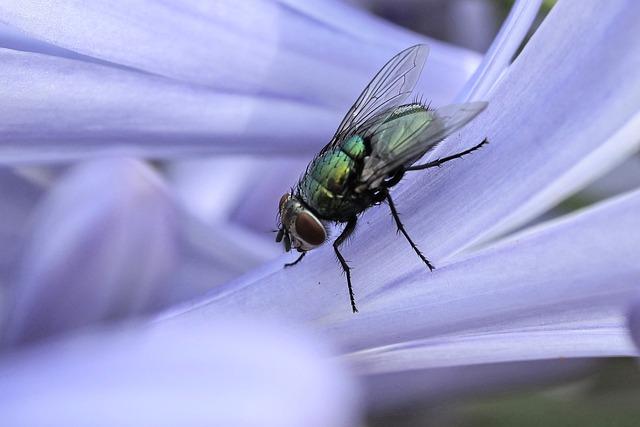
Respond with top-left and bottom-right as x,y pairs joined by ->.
294,212 -> 326,247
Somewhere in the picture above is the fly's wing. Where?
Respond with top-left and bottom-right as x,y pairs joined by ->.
323,44 -> 429,152
359,101 -> 488,189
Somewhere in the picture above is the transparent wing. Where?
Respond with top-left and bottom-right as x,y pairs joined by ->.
324,44 -> 429,151
359,101 -> 488,188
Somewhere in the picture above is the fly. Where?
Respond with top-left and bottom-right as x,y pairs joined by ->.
276,44 -> 488,313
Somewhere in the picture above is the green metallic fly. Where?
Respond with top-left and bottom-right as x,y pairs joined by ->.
276,44 -> 488,313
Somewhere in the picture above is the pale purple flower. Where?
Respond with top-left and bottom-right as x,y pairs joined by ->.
0,0 -> 639,424
0,316 -> 360,427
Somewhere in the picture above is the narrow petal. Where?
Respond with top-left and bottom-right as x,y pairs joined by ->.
456,0 -> 543,101
0,318 -> 360,427
5,159 -> 177,345
0,21 -> 112,65
397,0 -> 640,257
0,0 -> 478,108
346,326 -> 635,373
0,49 -> 338,163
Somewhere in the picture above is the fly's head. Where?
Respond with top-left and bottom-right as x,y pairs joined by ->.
276,193 -> 326,253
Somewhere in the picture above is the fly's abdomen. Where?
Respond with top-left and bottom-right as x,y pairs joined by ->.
299,136 -> 370,220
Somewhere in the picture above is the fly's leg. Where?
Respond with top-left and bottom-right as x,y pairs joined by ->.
406,138 -> 488,171
381,168 -> 405,188
386,191 -> 435,271
284,252 -> 306,268
333,217 -> 359,313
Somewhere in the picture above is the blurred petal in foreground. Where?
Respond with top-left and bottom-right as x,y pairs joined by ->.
0,317 -> 360,427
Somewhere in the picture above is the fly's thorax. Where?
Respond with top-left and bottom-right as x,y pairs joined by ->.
278,194 -> 327,252
297,137 -> 372,220
342,135 -> 366,159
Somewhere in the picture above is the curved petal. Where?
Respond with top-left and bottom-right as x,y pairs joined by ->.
322,189 -> 640,352
0,0 -> 484,162
456,0 -> 542,101
0,0 -> 478,108
163,0 -> 640,321
0,49 -> 342,163
346,327 -> 635,374
166,189 -> 640,409
168,185 -> 640,350
4,159 -> 177,345
403,0 -> 640,255
0,318 -> 360,427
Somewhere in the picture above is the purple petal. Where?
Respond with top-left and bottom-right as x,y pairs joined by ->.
0,317 -> 360,427
0,0 -> 482,162
581,153 -> 640,200
166,190 -> 640,409
5,159 -> 177,345
627,298 -> 640,351
0,169 -> 45,282
457,0 -> 542,101
0,0 -> 478,108
168,187 -> 640,348
399,0 -> 640,256
169,216 -> 279,304
164,0 -> 640,319
167,156 -> 308,232
363,359 -> 595,410
346,325 -> 635,373
0,21 -> 107,64
324,188 -> 640,352
0,49 -> 340,163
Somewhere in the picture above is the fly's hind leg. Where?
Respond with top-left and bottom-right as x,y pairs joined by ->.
284,252 -> 306,268
333,217 -> 359,313
406,138 -> 488,171
385,191 -> 435,271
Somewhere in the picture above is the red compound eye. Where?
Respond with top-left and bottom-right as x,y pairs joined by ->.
295,212 -> 326,246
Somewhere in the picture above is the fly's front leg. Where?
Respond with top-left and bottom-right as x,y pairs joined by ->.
385,191 -> 435,271
284,252 -> 306,268
406,138 -> 488,171
333,217 -> 359,313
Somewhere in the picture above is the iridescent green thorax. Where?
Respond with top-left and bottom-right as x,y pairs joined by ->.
298,135 -> 372,221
